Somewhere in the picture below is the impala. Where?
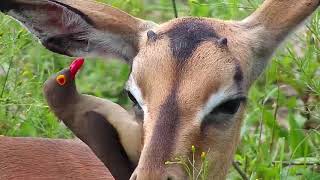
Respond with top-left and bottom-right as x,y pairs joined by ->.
0,0 -> 319,179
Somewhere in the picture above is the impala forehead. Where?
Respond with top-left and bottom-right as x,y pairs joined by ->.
165,19 -> 220,62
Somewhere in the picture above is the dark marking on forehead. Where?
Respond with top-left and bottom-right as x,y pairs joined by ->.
166,19 -> 219,62
147,85 -> 179,166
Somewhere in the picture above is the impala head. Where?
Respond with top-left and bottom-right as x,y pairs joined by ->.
1,0 -> 318,179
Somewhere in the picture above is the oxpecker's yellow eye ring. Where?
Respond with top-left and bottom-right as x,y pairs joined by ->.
56,75 -> 66,86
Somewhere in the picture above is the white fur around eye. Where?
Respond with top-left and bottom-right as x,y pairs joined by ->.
126,75 -> 147,113
197,89 -> 226,121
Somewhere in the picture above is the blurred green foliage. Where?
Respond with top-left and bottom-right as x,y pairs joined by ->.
0,0 -> 319,179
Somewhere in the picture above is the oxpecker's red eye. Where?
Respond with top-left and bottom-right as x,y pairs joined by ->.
56,75 -> 66,86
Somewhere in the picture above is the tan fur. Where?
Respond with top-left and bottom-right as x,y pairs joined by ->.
131,1 -> 319,179
132,19 -> 247,179
243,0 -> 319,38
0,137 -> 114,180
51,0 -> 155,37
1,0 -> 319,179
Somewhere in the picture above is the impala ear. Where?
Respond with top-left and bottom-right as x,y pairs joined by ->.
0,0 -> 156,62
242,0 -> 319,41
232,0 -> 319,81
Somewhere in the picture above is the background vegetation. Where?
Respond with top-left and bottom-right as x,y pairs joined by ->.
0,0 -> 319,179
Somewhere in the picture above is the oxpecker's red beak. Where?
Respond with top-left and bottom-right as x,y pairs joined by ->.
69,57 -> 84,79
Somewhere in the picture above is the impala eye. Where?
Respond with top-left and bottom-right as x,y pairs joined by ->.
203,97 -> 246,124
213,98 -> 243,114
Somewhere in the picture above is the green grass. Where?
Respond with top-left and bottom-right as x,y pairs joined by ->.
0,0 -> 319,179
